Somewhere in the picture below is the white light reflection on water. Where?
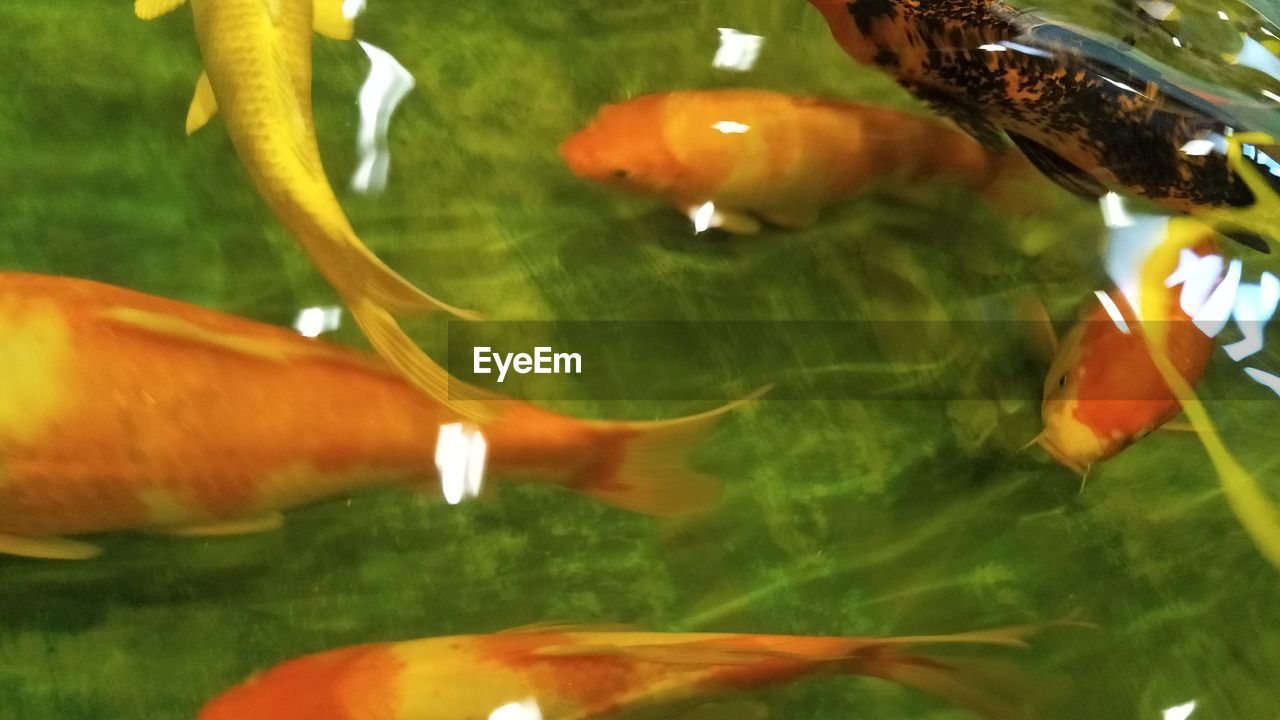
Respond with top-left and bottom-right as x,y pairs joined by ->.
1100,196 -> 1280,396
712,28 -> 764,71
1094,291 -> 1132,333
1162,699 -> 1196,720
1245,367 -> 1280,396
292,306 -> 343,337
489,699 -> 542,720
351,41 -> 416,196
691,201 -> 718,233
435,423 -> 487,505
712,120 -> 750,134
342,0 -> 367,19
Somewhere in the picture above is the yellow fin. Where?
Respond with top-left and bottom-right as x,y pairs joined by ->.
135,0 -> 186,20
1140,214 -> 1280,571
344,296 -> 501,423
185,70 -> 218,135
154,513 -> 284,537
313,0 -> 355,40
0,533 -> 102,560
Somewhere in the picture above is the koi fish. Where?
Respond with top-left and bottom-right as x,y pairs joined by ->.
1036,232 -> 1222,474
807,0 -> 1280,251
133,0 -> 492,421
0,273 -> 750,561
559,89 -> 1023,234
198,623 -> 1042,720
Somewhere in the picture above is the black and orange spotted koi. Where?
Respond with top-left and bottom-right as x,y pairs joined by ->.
808,0 -> 1280,251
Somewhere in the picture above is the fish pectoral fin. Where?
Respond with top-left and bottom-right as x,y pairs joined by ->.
154,513 -> 284,537
313,0 -> 355,40
0,533 -> 103,561
1005,131 -> 1108,201
185,70 -> 218,135
1014,291 -> 1059,362
761,205 -> 821,230
135,0 -> 186,20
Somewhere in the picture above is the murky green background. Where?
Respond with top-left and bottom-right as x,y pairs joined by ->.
2,1 -> 1279,718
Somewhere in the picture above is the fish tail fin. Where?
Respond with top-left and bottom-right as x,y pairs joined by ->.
570,387 -> 770,516
344,296 -> 499,424
336,239 -> 481,320
835,624 -> 1048,720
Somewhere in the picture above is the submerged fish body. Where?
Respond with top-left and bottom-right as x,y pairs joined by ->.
197,625 -> 1038,720
808,0 -> 1280,237
1038,234 -> 1222,473
135,0 -> 495,422
0,274 -> 737,560
560,89 -> 1010,234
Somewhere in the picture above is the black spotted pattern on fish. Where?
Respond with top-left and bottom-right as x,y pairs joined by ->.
832,0 -> 1271,213
847,0 -> 899,35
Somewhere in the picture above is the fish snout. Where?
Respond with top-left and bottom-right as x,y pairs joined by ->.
558,132 -> 596,176
1036,427 -> 1095,476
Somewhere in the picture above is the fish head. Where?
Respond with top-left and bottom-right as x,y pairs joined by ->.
559,95 -> 684,198
1038,322 -> 1107,474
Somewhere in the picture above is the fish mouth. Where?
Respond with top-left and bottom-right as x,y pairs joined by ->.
1037,433 -> 1091,476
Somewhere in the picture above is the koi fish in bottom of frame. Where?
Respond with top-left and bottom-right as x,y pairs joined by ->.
0,273 -> 757,560
199,623 -> 1047,720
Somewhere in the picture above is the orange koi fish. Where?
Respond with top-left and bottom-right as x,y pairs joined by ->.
198,624 -> 1041,720
560,89 -> 1020,234
0,273 -> 747,560
1037,233 -> 1223,474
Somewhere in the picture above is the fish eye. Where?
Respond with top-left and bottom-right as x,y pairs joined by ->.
1057,374 -> 1067,388
611,168 -> 631,180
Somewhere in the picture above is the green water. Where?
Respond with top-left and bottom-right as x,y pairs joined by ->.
2,1 -> 1279,718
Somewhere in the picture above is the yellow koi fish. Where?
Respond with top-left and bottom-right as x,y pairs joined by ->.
134,0 -> 493,421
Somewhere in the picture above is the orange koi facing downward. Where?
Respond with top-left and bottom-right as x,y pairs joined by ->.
560,90 -> 1018,235
1037,234 -> 1223,474
198,624 -> 1042,720
0,274 -> 750,560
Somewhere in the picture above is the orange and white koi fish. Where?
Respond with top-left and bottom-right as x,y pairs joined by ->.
560,89 -> 1022,234
0,273 -> 748,561
1037,233 -> 1223,474
133,0 -> 489,421
198,623 -> 1041,720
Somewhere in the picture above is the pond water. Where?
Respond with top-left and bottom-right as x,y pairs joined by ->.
1,1 -> 1278,718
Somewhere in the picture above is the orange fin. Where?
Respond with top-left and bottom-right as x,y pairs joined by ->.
573,386 -> 771,516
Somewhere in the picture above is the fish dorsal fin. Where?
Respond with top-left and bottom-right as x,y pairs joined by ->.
531,641 -> 765,666
498,622 -> 637,635
314,0 -> 355,40
186,71 -> 218,135
135,0 -> 186,20
1015,291 -> 1060,364
97,306 -> 372,369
